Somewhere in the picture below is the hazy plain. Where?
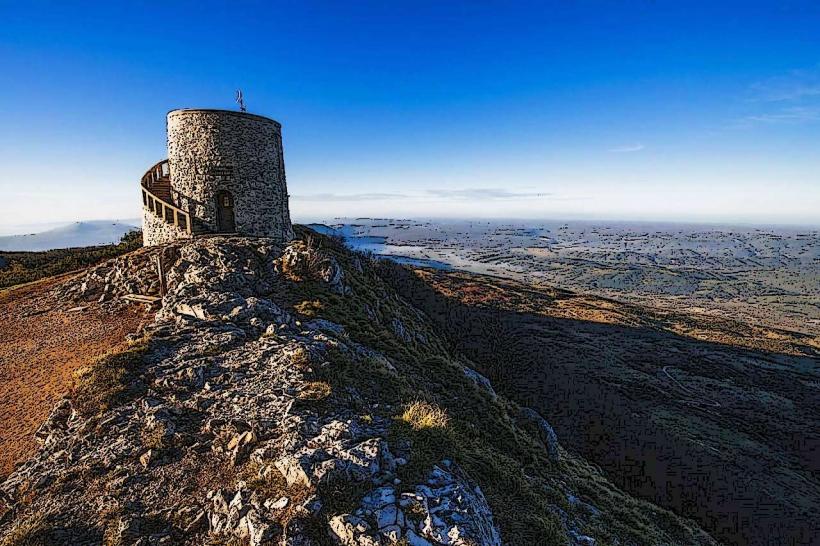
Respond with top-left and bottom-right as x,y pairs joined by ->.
311,218 -> 820,336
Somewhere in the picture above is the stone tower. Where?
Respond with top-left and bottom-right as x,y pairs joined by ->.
141,109 -> 294,246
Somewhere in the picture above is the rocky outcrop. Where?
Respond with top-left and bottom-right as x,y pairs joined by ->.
0,237 -> 500,545
463,367 -> 496,399
330,461 -> 501,546
276,240 -> 349,295
52,243 -> 179,310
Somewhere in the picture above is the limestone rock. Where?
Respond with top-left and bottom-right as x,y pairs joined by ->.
276,243 -> 349,294
517,407 -> 561,462
463,366 -> 496,398
33,398 -> 73,445
336,462 -> 502,546
329,514 -> 380,546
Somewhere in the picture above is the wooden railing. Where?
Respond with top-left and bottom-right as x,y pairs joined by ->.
140,160 -> 192,234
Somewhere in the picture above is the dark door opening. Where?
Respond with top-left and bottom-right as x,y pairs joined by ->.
215,190 -> 236,233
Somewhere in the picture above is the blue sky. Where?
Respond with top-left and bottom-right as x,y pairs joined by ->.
1,1 -> 819,228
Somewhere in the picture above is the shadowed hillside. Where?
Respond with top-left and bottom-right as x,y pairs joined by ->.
383,267 -> 820,546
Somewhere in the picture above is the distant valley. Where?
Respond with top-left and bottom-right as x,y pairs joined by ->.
313,218 -> 820,337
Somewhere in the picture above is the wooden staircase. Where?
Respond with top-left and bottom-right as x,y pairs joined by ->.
149,178 -> 173,203
141,160 -> 203,235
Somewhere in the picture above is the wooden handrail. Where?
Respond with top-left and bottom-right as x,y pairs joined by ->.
141,159 -> 192,235
141,159 -> 171,189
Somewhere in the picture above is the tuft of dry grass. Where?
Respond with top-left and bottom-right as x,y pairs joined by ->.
140,420 -> 171,450
71,336 -> 150,418
297,381 -> 332,401
237,461 -> 315,533
202,533 -> 246,546
403,499 -> 427,524
400,400 -> 450,431
279,239 -> 331,284
294,299 -> 323,318
288,346 -> 312,370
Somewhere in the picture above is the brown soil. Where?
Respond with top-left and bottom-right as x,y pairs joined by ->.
0,275 -> 150,477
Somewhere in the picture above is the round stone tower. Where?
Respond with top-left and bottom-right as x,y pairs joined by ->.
141,108 -> 294,246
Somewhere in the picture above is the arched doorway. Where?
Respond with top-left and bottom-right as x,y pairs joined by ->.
215,190 -> 236,233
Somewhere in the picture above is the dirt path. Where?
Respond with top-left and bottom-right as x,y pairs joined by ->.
0,276 -> 150,477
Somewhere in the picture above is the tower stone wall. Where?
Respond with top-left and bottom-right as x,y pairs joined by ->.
142,108 -> 294,246
142,207 -> 193,246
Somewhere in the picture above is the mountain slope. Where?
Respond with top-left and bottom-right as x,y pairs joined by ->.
385,268 -> 820,546
0,275 -> 150,476
0,221 -> 139,252
0,230 -> 143,289
0,229 -> 715,545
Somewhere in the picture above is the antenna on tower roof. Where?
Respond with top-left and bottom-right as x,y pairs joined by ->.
235,89 -> 247,112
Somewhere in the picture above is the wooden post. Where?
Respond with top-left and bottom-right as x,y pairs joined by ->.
154,254 -> 167,297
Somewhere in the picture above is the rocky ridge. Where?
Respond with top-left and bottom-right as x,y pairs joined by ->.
0,232 -> 717,545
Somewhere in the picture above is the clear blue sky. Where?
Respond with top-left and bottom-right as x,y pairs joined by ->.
1,0 -> 819,228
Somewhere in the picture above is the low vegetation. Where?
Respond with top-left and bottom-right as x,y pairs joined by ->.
280,227 -> 711,545
399,400 -> 450,430
0,228 -> 718,545
297,380 -> 333,401
0,230 -> 142,290
294,299 -> 323,317
71,334 -> 151,418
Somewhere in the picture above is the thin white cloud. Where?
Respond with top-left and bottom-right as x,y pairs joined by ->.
293,188 -> 552,202
425,188 -> 551,200
292,192 -> 407,202
750,66 -> 820,102
741,66 -> 820,126
741,106 -> 820,125
609,143 -> 645,153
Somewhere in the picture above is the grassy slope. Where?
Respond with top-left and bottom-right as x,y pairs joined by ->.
273,227 -> 716,546
387,267 -> 820,546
